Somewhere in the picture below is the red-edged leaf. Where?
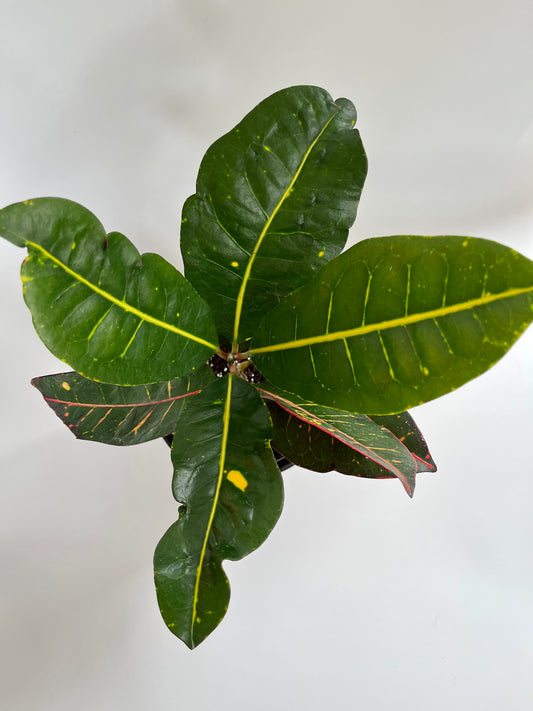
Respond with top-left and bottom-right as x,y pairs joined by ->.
31,365 -> 214,445
257,382 -> 417,496
371,413 -> 436,474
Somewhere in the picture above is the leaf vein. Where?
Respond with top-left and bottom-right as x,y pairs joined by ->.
232,108 -> 340,342
25,241 -> 217,350
252,285 -> 533,354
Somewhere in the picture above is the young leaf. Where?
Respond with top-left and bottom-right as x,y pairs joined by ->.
266,401 -> 436,482
181,85 -> 367,342
154,375 -> 284,648
0,198 -> 218,385
252,235 -> 533,414
256,382 -> 417,496
31,365 -> 214,445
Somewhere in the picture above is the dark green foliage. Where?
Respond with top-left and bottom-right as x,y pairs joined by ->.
265,399 -> 436,484
1,86 -> 532,648
155,376 -> 283,649
181,86 -> 367,342
252,235 -> 533,413
31,365 -> 215,445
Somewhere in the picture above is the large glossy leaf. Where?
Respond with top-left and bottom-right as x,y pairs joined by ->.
181,85 -> 367,343
154,375 -> 284,648
256,382 -> 417,495
252,236 -> 533,414
266,400 -> 436,483
0,198 -> 218,384
31,365 -> 214,445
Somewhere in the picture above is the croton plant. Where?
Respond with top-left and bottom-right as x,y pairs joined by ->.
1,86 -> 532,648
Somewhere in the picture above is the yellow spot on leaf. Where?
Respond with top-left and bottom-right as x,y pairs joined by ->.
231,261 -> 239,267
462,239 -> 469,247
318,250 -> 325,258
227,469 -> 248,492
264,145 -> 271,152
62,382 -> 71,391
422,366 -> 429,375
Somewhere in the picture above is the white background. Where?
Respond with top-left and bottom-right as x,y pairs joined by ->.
1,1 -> 532,708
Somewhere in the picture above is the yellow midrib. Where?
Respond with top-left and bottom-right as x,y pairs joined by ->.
190,375 -> 233,646
251,285 -> 533,354
26,241 -> 218,350
232,110 -> 339,343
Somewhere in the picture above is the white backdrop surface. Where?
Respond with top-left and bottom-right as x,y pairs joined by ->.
1,1 -> 532,709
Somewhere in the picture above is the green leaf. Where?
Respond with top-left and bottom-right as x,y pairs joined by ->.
252,235 -> 533,414
154,375 -> 284,648
0,198 -> 218,384
31,365 -> 215,445
181,85 -> 367,343
256,382 -> 417,495
266,400 -> 435,483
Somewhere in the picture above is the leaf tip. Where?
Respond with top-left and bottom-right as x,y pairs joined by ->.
401,475 -> 416,498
